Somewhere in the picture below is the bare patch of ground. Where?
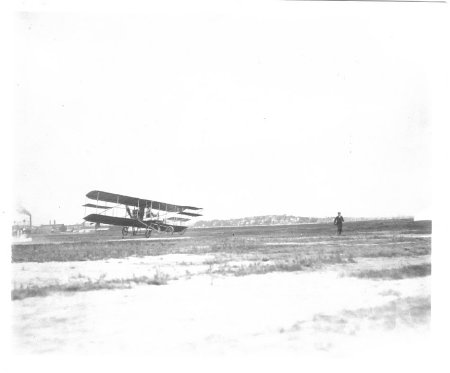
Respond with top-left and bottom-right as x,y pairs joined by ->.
12,270 -> 430,354
11,220 -> 431,354
11,254 -> 214,296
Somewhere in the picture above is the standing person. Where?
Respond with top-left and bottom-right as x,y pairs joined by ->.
334,212 -> 344,235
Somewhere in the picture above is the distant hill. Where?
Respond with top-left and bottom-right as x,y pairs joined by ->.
193,215 -> 412,228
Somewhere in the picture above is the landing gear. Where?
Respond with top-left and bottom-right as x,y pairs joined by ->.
166,226 -> 174,235
122,226 -> 129,237
145,228 -> 152,238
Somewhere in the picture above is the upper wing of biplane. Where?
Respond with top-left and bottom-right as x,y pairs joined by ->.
85,190 -> 202,216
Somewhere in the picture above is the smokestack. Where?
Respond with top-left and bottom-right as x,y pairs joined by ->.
29,215 -> 32,228
17,206 -> 31,217
16,206 -> 32,229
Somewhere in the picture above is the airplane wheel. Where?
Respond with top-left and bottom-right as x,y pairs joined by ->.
166,226 -> 174,234
122,227 -> 129,236
145,229 -> 152,238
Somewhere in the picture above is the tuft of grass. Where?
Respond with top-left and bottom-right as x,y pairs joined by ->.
12,272 -> 169,301
210,252 -> 354,277
350,263 -> 431,280
12,286 -> 50,300
282,296 -> 430,335
347,255 -> 357,263
232,261 -> 305,276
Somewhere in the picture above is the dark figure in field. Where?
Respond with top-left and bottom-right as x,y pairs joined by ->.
334,212 -> 344,235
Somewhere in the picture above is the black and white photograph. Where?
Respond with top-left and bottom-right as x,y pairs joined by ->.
4,0 -> 449,371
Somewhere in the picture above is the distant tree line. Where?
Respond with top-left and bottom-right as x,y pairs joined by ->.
193,215 -> 411,228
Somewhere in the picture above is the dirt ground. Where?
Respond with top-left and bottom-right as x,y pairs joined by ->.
11,220 -> 431,356
12,257 -> 430,355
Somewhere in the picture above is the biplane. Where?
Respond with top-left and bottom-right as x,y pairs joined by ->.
83,190 -> 202,238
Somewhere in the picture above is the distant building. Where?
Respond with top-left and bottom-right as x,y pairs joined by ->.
37,224 -> 67,233
64,223 -> 85,232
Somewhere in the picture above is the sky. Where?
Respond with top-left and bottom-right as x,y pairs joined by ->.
13,1 -> 438,225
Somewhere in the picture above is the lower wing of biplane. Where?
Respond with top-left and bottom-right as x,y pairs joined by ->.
83,190 -> 202,238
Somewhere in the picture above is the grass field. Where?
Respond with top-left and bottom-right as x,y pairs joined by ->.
11,219 -> 431,355
12,219 -> 430,263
